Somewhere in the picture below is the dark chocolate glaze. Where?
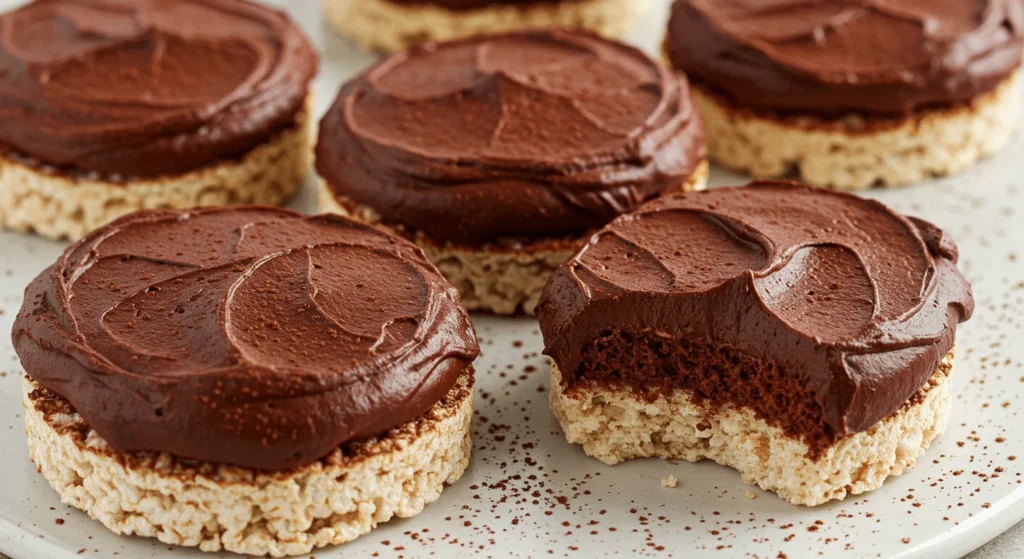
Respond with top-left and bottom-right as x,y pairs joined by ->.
666,0 -> 1024,116
538,182 -> 973,447
0,0 -> 317,178
316,28 -> 705,245
12,207 -> 479,471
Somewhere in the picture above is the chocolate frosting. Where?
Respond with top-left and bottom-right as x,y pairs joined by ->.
538,181 -> 974,441
666,0 -> 1024,116
316,29 -> 705,245
0,0 -> 317,178
12,207 -> 479,470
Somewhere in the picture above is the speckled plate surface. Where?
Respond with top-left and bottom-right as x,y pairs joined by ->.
2,2 -> 1023,558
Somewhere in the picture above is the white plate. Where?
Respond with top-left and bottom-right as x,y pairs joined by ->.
2,1 -> 1023,558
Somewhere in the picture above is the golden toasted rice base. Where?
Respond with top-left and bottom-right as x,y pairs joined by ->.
0,95 -> 314,242
550,350 -> 954,506
317,161 -> 708,315
692,70 -> 1021,190
23,369 -> 474,557
322,0 -> 649,53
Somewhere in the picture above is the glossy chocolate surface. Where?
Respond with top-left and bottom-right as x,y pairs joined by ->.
0,0 -> 317,178
539,182 -> 974,447
317,29 -> 705,245
12,207 -> 480,470
666,0 -> 1024,116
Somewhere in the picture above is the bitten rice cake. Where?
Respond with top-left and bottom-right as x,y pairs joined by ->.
537,181 -> 974,506
323,0 -> 649,53
12,207 -> 480,556
0,0 -> 318,240
317,29 -> 707,315
665,0 -> 1023,190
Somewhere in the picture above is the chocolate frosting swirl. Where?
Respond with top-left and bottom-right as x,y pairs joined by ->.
666,0 -> 1024,116
316,29 -> 705,245
0,0 -> 317,178
12,207 -> 479,470
538,182 -> 974,441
